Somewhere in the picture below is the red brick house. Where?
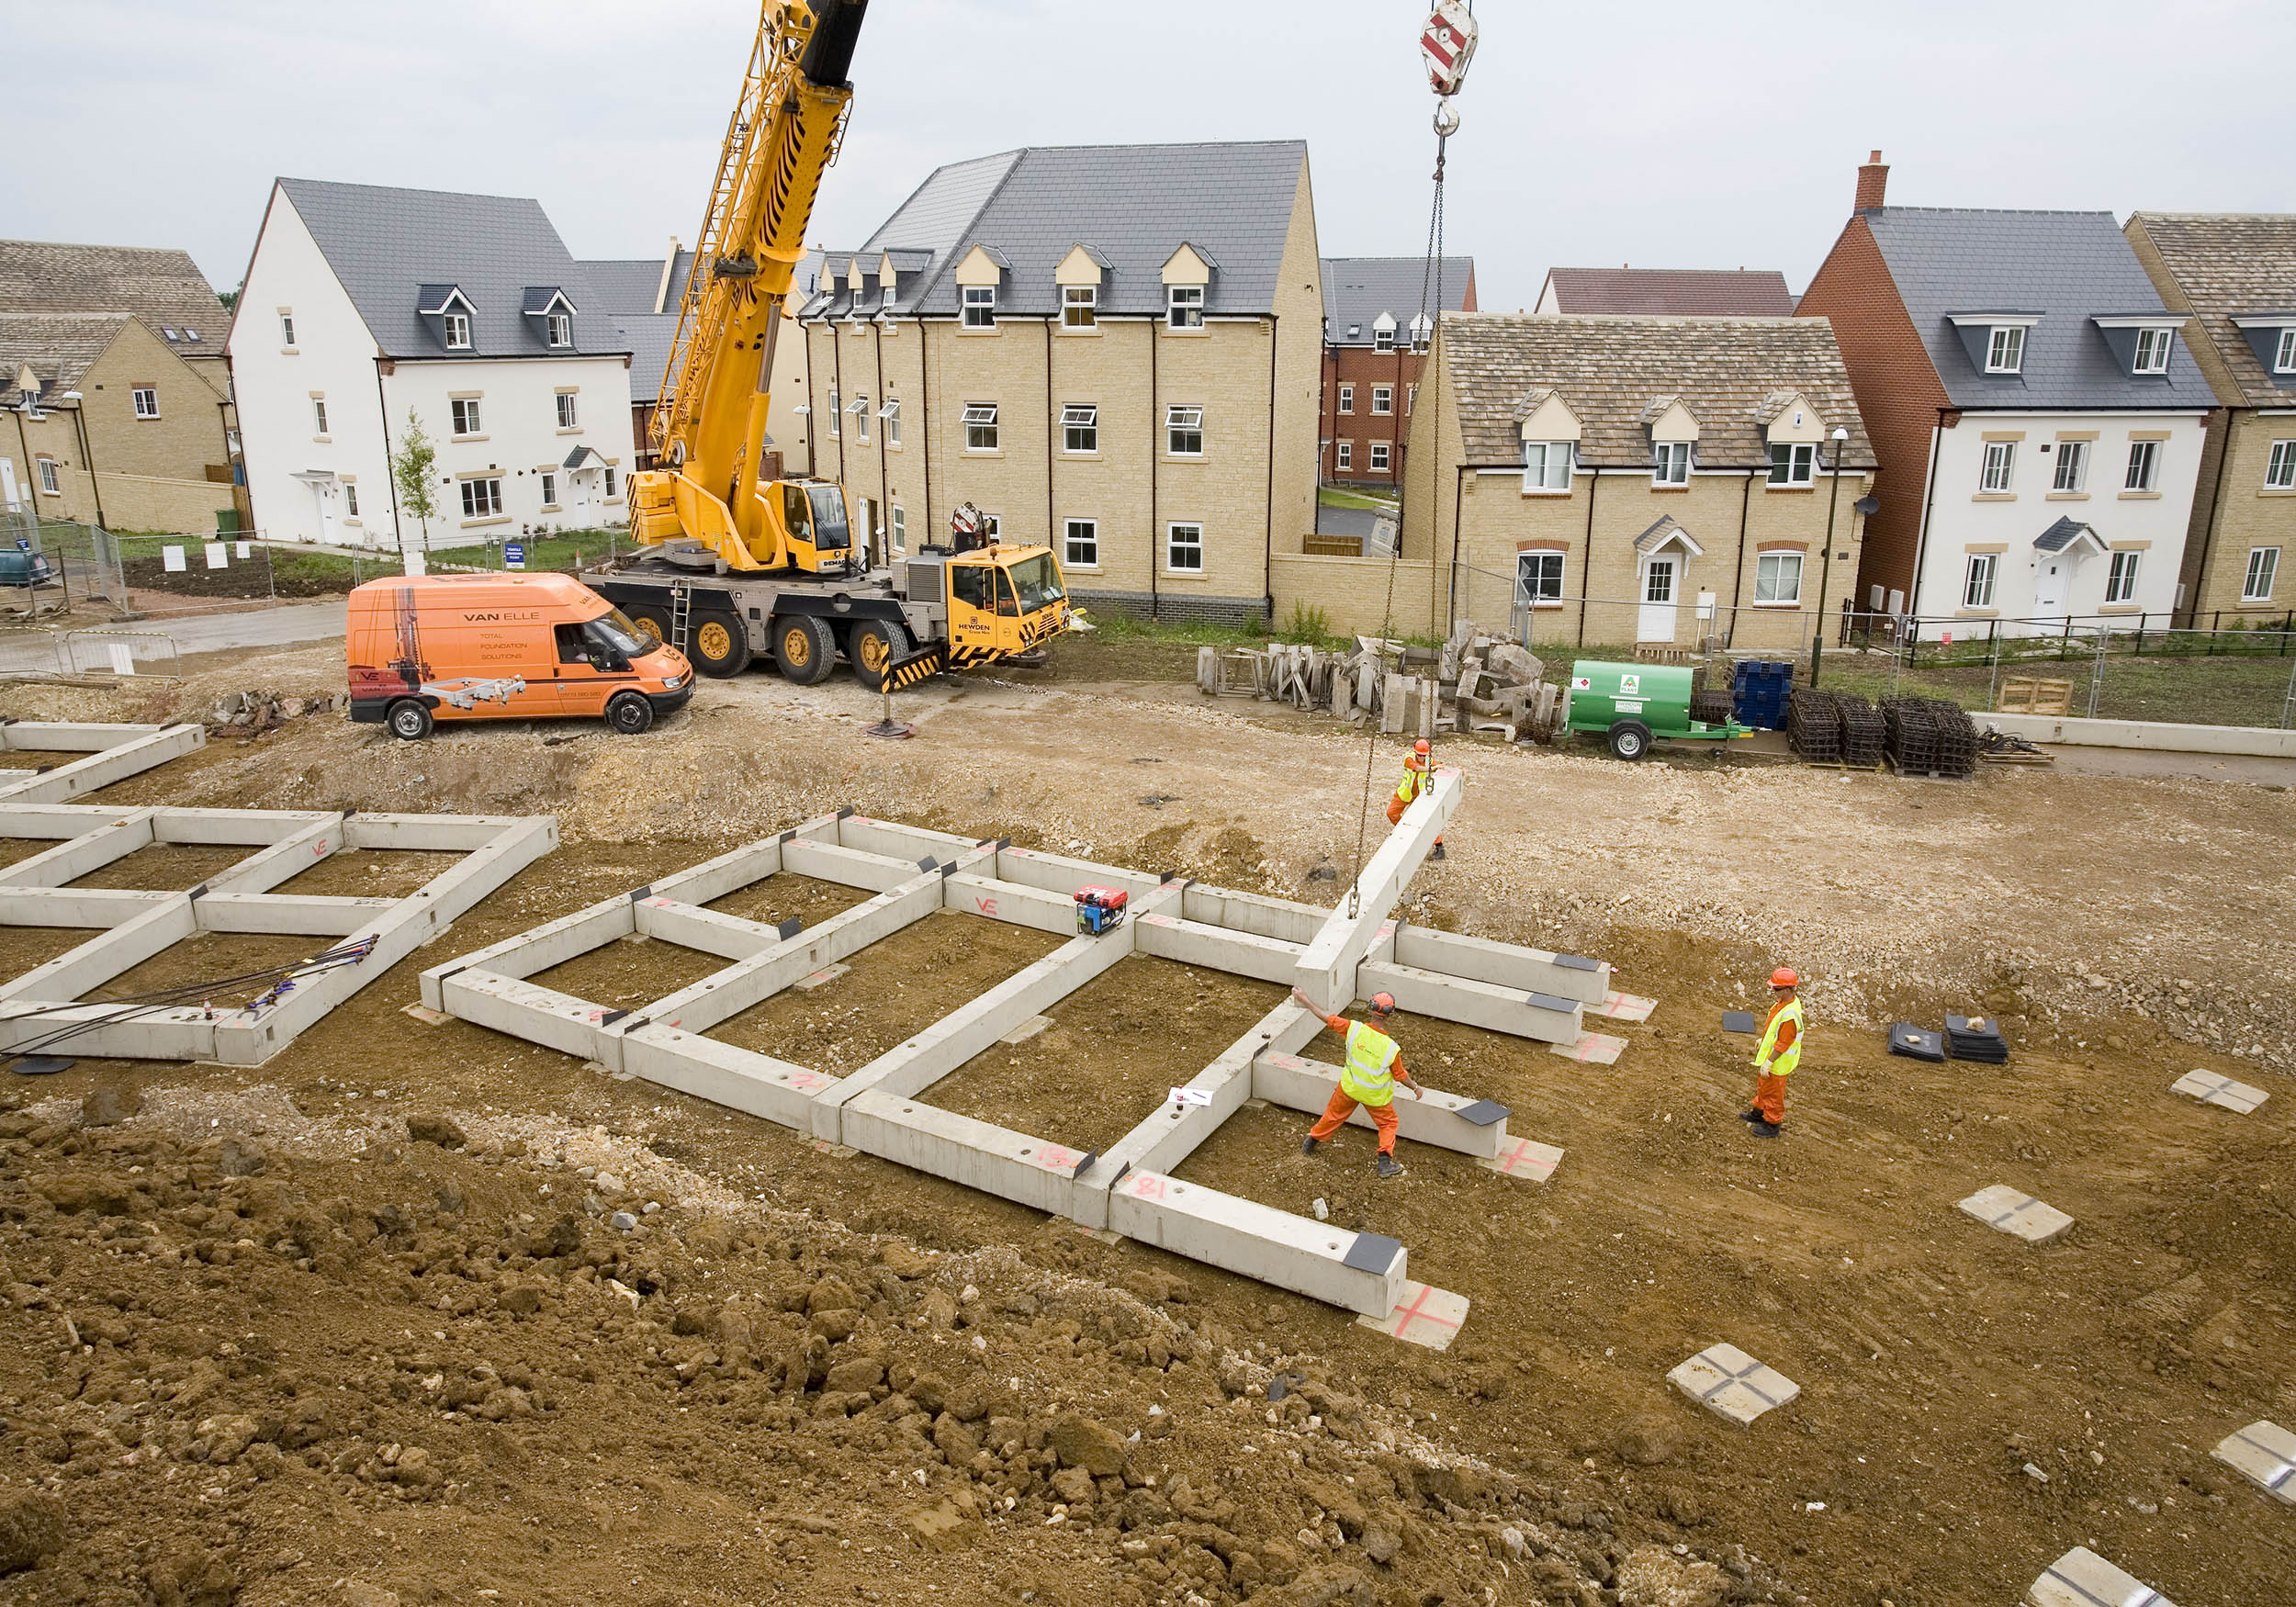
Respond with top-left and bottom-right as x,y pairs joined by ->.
1533,267 -> 1795,318
1319,256 -> 1474,489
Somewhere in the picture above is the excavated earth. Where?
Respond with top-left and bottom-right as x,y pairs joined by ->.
0,645 -> 2290,1607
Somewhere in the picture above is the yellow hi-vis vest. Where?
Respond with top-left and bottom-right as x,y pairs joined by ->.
1755,997 -> 1805,1078
1394,759 -> 1430,806
1342,1020 -> 1400,1106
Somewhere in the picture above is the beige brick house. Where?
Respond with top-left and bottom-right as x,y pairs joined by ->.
2124,213 -> 2296,624
795,141 -> 1322,624
1387,314 -> 1874,651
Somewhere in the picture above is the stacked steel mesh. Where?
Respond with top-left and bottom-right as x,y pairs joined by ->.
1789,689 -> 1888,767
1838,693 -> 1886,768
1882,696 -> 1978,777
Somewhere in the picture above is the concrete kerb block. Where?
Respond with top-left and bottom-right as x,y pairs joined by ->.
2171,1070 -> 2268,1115
1251,1051 -> 1509,1159
1669,1343 -> 1800,1426
2210,1419 -> 2296,1503
1108,1167 -> 1406,1318
2026,1546 -> 2177,1607
1960,1184 -> 2075,1243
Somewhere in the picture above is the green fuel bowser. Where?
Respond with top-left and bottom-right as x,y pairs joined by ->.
1563,660 -> 1749,760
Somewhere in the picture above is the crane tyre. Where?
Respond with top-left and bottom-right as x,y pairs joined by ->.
386,700 -> 433,742
849,618 -> 912,690
606,691 -> 656,735
1607,719 -> 1653,762
621,603 -> 675,652
689,612 -> 752,678
772,614 -> 837,686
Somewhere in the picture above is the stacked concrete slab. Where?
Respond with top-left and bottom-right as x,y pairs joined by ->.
425,778 -> 1615,1331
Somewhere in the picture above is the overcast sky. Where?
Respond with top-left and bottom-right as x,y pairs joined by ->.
7,0 -> 2293,311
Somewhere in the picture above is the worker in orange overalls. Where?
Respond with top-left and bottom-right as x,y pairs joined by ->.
1388,739 -> 1446,860
1291,986 -> 1424,1178
1741,967 -> 1805,1139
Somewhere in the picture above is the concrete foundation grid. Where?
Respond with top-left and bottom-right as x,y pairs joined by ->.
423,774 -> 1623,1336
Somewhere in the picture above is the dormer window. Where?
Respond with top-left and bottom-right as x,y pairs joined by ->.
1410,313 -> 1432,352
1167,285 -> 1204,330
1653,442 -> 1691,486
2133,327 -> 2171,374
962,286 -> 996,329
881,280 -> 896,313
2279,329 -> 2296,374
1064,286 -> 1097,329
546,310 -> 571,348
445,311 -> 471,350
1986,325 -> 2024,374
1523,441 -> 1572,492
1373,314 -> 1396,353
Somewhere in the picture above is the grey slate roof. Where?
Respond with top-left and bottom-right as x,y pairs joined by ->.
1862,208 -> 2217,411
0,240 -> 227,352
801,142 -> 1308,320
2034,515 -> 2102,554
1322,256 -> 1474,345
2127,212 -> 2296,406
275,178 -> 628,361
1438,313 -> 1876,470
0,312 -> 131,407
1542,267 -> 1795,318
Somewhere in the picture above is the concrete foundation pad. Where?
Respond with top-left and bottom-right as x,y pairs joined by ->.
2210,1419 -> 2296,1503
1107,1167 -> 1405,1317
1669,1343 -> 1800,1425
1355,1280 -> 1469,1351
2026,1546 -> 2177,1607
1960,1184 -> 2074,1243
1251,1051 -> 1508,1158
1478,1135 -> 1564,1183
2171,1070 -> 2268,1114
999,1014 -> 1053,1045
1550,1030 -> 1628,1065
793,962 -> 850,992
1593,991 -> 1657,1022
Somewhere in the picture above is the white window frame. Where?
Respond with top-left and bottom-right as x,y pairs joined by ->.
1335,440 -> 1352,471
1063,286 -> 1097,330
962,285 -> 996,330
851,393 -> 870,445
2105,549 -> 2142,604
1165,404 -> 1203,457
1986,324 -> 2025,374
459,477 -> 503,519
1522,440 -> 1572,493
36,456 -> 59,495
2266,439 -> 2296,490
556,392 -> 578,429
1166,285 -> 1204,330
2133,327 -> 2171,375
1371,386 -> 1393,416
538,472 -> 557,508
881,282 -> 896,314
312,398 -> 330,436
545,309 -> 571,349
1337,384 -> 1354,415
1652,441 -> 1691,487
891,504 -> 906,553
1979,441 -> 2015,493
1770,442 -> 1817,487
1064,517 -> 1099,569
2277,329 -> 2296,374
1061,403 -> 1097,455
825,387 -> 838,439
1407,383 -> 1417,414
443,310 -> 471,351
1165,521 -> 1203,573
131,386 -> 158,419
962,402 -> 999,453
1963,552 -> 1998,609
881,398 -> 901,448
279,312 -> 296,347
1374,324 -> 1395,354
1369,441 -> 1390,472
1753,551 -> 1805,606
450,397 -> 480,436
603,466 -> 616,499
2243,545 -> 2279,602
2053,439 -> 2088,492
344,483 -> 358,517
2125,439 -> 2160,492
1514,550 -> 1565,607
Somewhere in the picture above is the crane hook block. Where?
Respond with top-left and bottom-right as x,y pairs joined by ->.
1419,2 -> 1477,98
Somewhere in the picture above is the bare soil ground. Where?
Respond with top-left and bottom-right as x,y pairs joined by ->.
0,646 -> 2290,1607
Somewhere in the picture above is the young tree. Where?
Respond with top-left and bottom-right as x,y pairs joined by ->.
388,410 -> 437,577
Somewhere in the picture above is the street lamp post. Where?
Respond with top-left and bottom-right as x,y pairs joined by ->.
1811,425 -> 1849,689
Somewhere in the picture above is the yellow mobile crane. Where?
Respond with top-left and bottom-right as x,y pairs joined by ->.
596,0 -> 1076,687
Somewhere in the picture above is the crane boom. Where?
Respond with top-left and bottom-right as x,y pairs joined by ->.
632,0 -> 868,573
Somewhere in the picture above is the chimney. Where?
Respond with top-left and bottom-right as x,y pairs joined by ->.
1854,150 -> 1889,212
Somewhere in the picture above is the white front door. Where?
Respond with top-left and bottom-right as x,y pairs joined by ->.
1638,556 -> 1679,642
2034,557 -> 2066,616
310,479 -> 339,545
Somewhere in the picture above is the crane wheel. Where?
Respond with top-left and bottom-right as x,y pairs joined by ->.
689,612 -> 752,678
850,619 -> 912,690
772,614 -> 837,686
621,604 -> 674,650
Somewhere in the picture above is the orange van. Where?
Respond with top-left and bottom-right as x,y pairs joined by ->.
347,572 -> 692,739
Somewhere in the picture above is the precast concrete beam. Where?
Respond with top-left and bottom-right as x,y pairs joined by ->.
1392,923 -> 1611,1006
1178,883 -> 1329,945
0,804 -> 131,837
434,970 -> 622,1065
781,837 -> 939,893
0,725 -> 203,804
942,871 -> 1075,935
0,886 -> 170,927
0,721 -> 165,751
0,897 -> 197,1004
342,813 -> 540,853
1358,959 -> 1582,1045
842,1090 -> 1097,1219
420,894 -> 631,1003
992,845 -> 1162,900
0,812 -> 155,887
645,837 -> 787,906
1251,1051 -> 1508,1158
150,807 -> 328,846
0,1000 -> 218,1061
1107,1169 -> 1408,1318
632,897 -> 782,962
1293,767 -> 1461,1012
201,816 -> 349,897
1133,912 -> 1300,983
837,814 -> 981,862
618,1024 -> 835,1130
197,894 -> 399,936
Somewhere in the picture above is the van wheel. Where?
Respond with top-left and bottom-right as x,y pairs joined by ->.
772,614 -> 837,685
689,612 -> 752,678
606,691 -> 655,735
386,700 -> 433,741
622,604 -> 674,651
1608,719 -> 1653,761
849,618 -> 912,690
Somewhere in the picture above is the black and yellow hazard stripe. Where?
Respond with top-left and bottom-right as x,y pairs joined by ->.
884,642 -> 948,689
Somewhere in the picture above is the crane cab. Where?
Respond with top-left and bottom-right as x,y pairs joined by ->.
630,468 -> 860,576
899,545 -> 1074,667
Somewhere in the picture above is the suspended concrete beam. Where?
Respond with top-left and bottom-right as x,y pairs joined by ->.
1292,767 -> 1461,1013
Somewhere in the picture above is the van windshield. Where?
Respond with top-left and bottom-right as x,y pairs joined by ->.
587,610 -> 650,657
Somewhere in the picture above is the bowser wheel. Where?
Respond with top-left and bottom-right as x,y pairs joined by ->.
772,614 -> 837,685
1607,719 -> 1653,762
849,619 -> 912,690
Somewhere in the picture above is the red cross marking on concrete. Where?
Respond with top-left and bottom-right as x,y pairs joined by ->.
1388,1284 -> 1459,1336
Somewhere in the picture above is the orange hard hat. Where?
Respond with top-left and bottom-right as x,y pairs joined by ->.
1369,992 -> 1397,1015
1770,967 -> 1799,989
1413,739 -> 1430,756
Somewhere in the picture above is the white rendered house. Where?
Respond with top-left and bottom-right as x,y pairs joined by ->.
227,179 -> 634,552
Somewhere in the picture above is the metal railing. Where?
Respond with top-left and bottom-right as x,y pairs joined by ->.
57,629 -> 180,678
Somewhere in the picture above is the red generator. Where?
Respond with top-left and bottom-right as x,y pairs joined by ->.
1074,885 -> 1129,936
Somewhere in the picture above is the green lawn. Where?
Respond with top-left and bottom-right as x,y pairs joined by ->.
1317,486 -> 1399,511
1819,649 -> 2295,729
426,528 -> 629,573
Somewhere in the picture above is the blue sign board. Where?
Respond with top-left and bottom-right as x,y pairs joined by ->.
505,542 -> 526,570
14,537 -> 28,552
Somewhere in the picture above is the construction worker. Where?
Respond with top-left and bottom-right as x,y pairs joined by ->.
1741,967 -> 1805,1138
1388,739 -> 1446,860
1290,985 -> 1424,1178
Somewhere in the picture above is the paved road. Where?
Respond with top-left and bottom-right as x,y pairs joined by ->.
1313,503 -> 1380,541
0,599 -> 348,675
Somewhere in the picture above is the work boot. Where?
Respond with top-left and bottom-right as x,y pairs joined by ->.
1739,1108 -> 1765,1122
1431,842 -> 1446,860
1748,1121 -> 1782,1139
1376,1153 -> 1406,1179
1300,1135 -> 1321,1155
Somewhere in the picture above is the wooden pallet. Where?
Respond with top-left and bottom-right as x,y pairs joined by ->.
1996,676 -> 2074,716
